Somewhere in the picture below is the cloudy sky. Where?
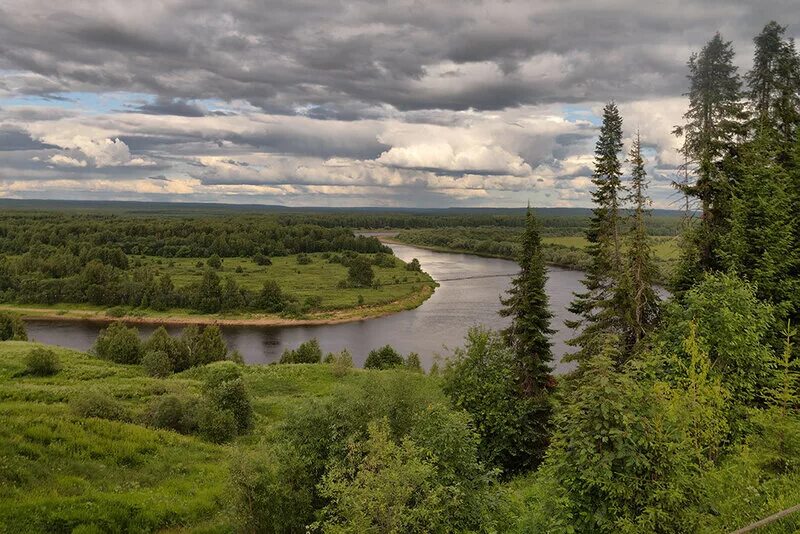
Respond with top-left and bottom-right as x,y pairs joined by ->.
0,1 -> 797,208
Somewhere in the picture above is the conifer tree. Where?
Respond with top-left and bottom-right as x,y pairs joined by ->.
567,102 -> 625,364
673,33 -> 747,286
720,132 -> 797,319
747,21 -> 800,143
500,205 -> 555,393
619,131 -> 660,351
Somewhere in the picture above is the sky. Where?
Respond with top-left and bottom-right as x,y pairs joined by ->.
0,1 -> 797,208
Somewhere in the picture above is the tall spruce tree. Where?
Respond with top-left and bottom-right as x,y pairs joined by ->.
747,21 -> 800,143
566,102 -> 625,364
619,131 -> 660,351
673,33 -> 747,288
500,205 -> 554,394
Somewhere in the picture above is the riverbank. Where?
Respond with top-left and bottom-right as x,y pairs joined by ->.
0,283 -> 435,327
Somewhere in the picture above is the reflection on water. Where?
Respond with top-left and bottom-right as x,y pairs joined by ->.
24,243 -> 582,373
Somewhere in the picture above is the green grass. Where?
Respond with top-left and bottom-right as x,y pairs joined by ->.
0,340 -> 376,533
0,253 -> 436,323
139,253 -> 431,310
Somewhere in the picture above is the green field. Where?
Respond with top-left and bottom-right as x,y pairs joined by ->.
0,252 -> 436,324
138,253 -> 432,311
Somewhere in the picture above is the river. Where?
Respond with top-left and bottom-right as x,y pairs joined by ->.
23,243 -> 582,373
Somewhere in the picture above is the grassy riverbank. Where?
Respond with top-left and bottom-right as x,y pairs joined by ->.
389,228 -> 680,282
0,252 -> 436,326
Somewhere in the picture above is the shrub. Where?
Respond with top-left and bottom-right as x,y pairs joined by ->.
71,390 -> 127,421
0,312 -> 27,341
148,395 -> 186,432
206,377 -> 253,433
364,345 -> 404,369
329,349 -> 354,377
442,328 -> 550,474
405,352 -> 422,372
347,256 -> 374,287
280,339 -> 322,364
229,349 -> 245,364
144,326 -> 189,371
235,265 -> 244,273
207,254 -> 223,269
296,254 -> 312,265
253,253 -> 272,266
94,322 -> 143,364
197,401 -> 238,443
24,348 -> 60,376
256,280 -> 287,313
406,258 -> 422,272
141,349 -> 173,377
203,361 -> 243,388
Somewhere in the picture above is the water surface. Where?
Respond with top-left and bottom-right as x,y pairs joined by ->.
24,243 -> 582,372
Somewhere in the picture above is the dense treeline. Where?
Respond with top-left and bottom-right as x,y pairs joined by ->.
0,213 -> 389,258
0,214 -> 399,314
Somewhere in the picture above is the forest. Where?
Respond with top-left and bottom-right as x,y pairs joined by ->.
1,20 -> 800,534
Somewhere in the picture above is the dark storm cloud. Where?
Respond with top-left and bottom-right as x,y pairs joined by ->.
0,126 -> 57,151
2,0 -> 798,116
133,98 -> 207,117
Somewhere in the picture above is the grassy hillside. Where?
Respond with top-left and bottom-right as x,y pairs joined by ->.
0,341 -> 364,533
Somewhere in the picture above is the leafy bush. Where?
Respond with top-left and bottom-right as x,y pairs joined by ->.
231,372 -> 506,532
229,349 -> 245,364
205,376 -> 253,434
405,352 -> 422,372
197,401 -> 238,443
94,322 -> 142,364
144,326 -> 189,371
325,349 -> 354,377
253,253 -> 272,266
364,344 -> 404,369
280,338 -> 322,364
24,348 -> 60,376
443,328 -> 550,474
206,254 -> 223,269
296,253 -> 312,265
346,256 -> 374,287
141,350 -> 173,377
148,395 -> 186,432
0,312 -> 27,341
256,280 -> 288,313
406,258 -> 422,272
71,390 -> 127,421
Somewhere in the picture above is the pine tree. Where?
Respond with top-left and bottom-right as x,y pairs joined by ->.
673,33 -> 747,285
747,21 -> 800,143
500,205 -> 555,393
619,131 -> 660,352
567,102 -> 625,364
719,132 -> 797,320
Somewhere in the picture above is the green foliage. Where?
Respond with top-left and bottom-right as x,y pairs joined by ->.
256,279 -> 288,313
196,401 -> 238,444
296,253 -> 312,265
567,102 -> 627,366
500,207 -> 555,396
231,371 -> 505,533
0,312 -> 27,341
405,257 -> 421,271
148,395 -> 186,432
280,338 -> 323,364
364,344 -> 404,369
404,352 -> 422,372
93,321 -> 142,364
443,328 -> 549,475
144,326 -> 188,371
205,375 -> 253,434
252,253 -> 272,266
141,349 -> 173,377
541,333 -> 727,534
326,349 -> 354,377
657,272 -> 774,413
346,256 -> 374,288
206,253 -> 223,269
196,268 -> 222,313
71,390 -> 128,421
24,347 -> 60,376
